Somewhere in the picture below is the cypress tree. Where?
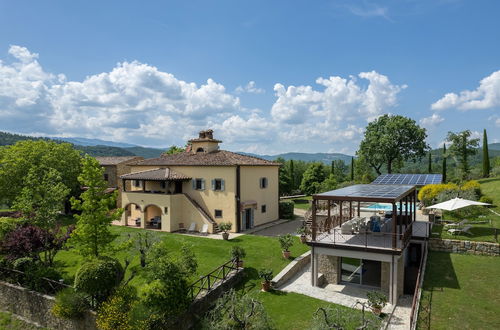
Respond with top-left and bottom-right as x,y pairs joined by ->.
482,129 -> 490,178
442,144 -> 447,183
428,152 -> 432,173
289,160 -> 295,189
350,157 -> 354,181
331,160 -> 335,176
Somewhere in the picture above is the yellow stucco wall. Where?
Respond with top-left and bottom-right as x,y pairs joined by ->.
124,163 -> 279,232
239,166 -> 279,227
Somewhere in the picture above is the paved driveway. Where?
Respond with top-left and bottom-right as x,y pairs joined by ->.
252,208 -> 305,237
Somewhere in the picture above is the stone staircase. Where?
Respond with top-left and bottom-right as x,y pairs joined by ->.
183,193 -> 220,233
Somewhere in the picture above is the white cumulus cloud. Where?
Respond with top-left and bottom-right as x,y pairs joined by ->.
271,71 -> 406,124
419,113 -> 444,127
431,70 -> 500,110
235,81 -> 265,94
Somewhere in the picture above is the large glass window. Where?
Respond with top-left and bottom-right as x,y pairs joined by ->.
341,258 -> 381,287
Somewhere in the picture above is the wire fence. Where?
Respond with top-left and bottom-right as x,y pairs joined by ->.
0,266 -> 71,295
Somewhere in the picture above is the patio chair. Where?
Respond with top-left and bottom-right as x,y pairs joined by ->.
178,222 -> 186,232
135,217 -> 141,227
200,224 -> 209,236
444,219 -> 468,228
447,225 -> 473,236
187,222 -> 196,233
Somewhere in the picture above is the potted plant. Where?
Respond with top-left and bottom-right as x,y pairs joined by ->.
278,234 -> 294,259
219,222 -> 232,240
366,291 -> 388,316
296,226 -> 309,244
258,268 -> 273,292
230,246 -> 246,268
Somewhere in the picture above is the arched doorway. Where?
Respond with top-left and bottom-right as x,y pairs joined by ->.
144,204 -> 162,229
124,203 -> 142,226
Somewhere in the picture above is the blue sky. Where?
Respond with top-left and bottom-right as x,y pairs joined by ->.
0,0 -> 499,155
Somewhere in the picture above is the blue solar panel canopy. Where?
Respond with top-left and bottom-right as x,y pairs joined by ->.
314,184 -> 415,202
371,174 -> 442,186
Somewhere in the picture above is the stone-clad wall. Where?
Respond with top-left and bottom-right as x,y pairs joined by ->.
318,255 -> 340,284
0,281 -> 96,330
429,238 -> 499,256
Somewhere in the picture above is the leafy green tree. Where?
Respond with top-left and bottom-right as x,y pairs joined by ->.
276,157 -> 292,195
320,174 -> 337,192
164,145 -> 185,155
482,129 -> 490,178
447,130 -> 480,180
13,166 -> 70,229
357,114 -> 429,174
300,163 -> 326,195
0,140 -> 81,205
442,144 -> 447,183
332,159 -> 347,183
141,241 -> 197,328
70,156 -> 122,257
353,155 -> 375,183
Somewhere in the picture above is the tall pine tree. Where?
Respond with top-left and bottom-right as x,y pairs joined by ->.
428,152 -> 432,173
442,144 -> 447,183
482,129 -> 490,178
350,157 -> 354,181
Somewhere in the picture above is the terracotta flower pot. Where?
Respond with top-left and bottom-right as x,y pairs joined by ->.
261,281 -> 271,292
222,232 -> 229,240
300,235 -> 307,244
282,250 -> 291,259
371,306 -> 382,316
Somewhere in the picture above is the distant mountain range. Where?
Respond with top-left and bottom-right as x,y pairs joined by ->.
239,152 -> 353,164
1,131 -> 499,166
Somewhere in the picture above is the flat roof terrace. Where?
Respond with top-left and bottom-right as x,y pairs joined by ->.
309,184 -> 418,253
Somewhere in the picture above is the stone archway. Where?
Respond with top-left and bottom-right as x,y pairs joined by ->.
124,203 -> 142,226
144,204 -> 163,229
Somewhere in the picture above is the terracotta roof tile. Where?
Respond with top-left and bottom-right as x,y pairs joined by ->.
95,156 -> 143,166
134,150 -> 279,166
120,168 -> 191,181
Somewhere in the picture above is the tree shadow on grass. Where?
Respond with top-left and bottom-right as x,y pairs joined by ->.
424,251 -> 460,290
478,177 -> 500,185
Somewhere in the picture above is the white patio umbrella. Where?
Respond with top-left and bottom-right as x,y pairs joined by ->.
427,197 -> 491,211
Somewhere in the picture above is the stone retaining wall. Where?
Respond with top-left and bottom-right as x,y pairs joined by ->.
272,251 -> 311,288
0,280 -> 96,330
429,238 -> 499,255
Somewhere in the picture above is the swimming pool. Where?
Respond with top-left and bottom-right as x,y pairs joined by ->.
364,202 -> 419,211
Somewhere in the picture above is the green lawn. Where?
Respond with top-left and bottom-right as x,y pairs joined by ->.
430,177 -> 500,242
418,251 -> 500,330
282,196 -> 312,210
0,311 -> 41,330
55,224 -> 368,329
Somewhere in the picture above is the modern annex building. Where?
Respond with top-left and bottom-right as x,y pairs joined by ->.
307,174 -> 441,304
119,130 -> 280,233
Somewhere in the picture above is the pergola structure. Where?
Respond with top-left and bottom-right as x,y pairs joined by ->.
310,184 -> 417,251
120,168 -> 191,194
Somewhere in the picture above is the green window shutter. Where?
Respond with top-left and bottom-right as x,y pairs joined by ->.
211,179 -> 215,191
192,179 -> 196,189
201,179 -> 205,190
221,179 -> 225,191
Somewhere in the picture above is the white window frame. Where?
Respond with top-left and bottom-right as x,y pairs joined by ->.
211,178 -> 225,191
193,178 -> 205,191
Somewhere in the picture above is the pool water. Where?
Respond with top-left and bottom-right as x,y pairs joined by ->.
365,203 -> 419,211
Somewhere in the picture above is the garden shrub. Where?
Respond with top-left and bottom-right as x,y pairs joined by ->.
479,196 -> 493,205
74,257 -> 123,306
461,180 -> 481,197
0,217 -> 25,242
418,183 -> 459,206
52,288 -> 88,319
279,201 -> 294,219
10,257 -> 62,293
96,286 -> 137,330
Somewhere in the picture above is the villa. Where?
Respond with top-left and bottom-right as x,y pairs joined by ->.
118,129 -> 280,233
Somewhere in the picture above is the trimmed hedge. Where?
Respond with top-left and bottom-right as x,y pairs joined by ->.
279,202 -> 294,219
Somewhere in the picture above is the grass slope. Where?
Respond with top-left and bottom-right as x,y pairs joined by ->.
418,251 -> 500,329
55,225 -> 368,329
0,312 -> 41,330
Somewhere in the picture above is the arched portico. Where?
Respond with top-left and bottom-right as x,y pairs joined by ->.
144,204 -> 163,230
